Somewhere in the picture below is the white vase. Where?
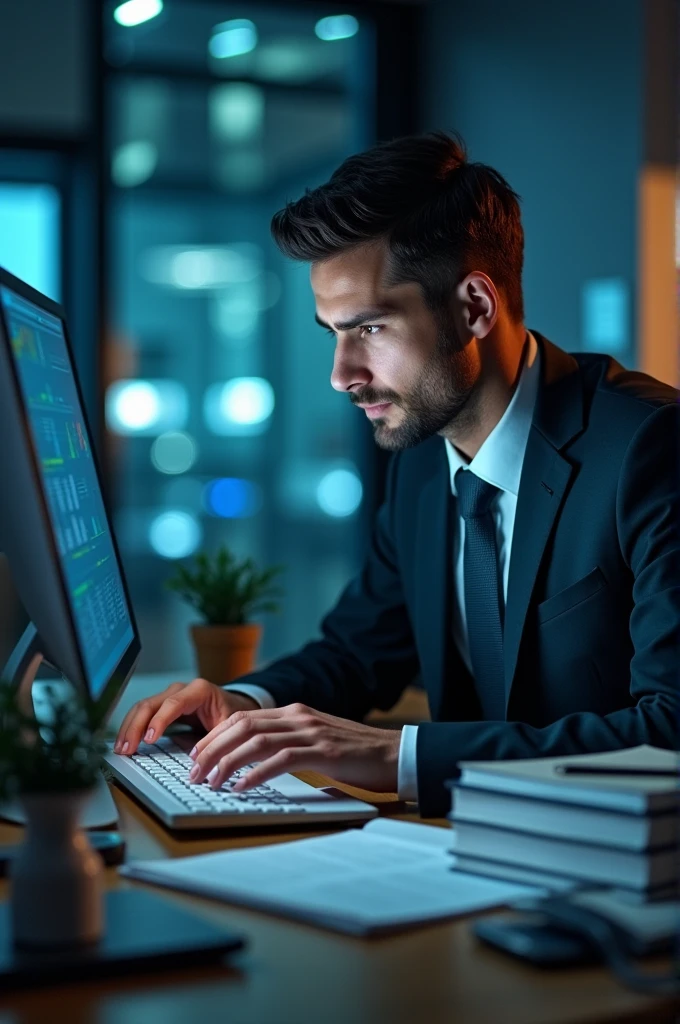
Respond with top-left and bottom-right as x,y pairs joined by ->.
10,790 -> 104,949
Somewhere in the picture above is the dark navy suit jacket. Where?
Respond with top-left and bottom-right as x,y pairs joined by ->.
241,333 -> 680,815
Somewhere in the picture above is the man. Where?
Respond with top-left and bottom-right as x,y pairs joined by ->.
115,132 -> 679,816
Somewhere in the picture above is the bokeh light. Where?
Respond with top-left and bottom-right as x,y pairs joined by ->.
111,141 -> 158,187
114,0 -> 163,28
141,244 -> 261,290
210,83 -> 264,142
204,377 -> 275,434
204,478 -> 262,518
149,510 -> 202,559
209,19 -> 258,59
221,378 -> 274,424
150,432 -> 197,474
315,15 -> 359,41
316,468 -> 363,517
107,380 -> 160,431
106,379 -> 188,435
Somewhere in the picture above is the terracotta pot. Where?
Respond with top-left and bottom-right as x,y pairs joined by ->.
190,623 -> 263,686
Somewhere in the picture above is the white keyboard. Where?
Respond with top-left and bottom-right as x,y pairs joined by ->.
103,734 -> 378,830
131,739 -> 304,815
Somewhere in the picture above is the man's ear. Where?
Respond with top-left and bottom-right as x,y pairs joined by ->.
454,272 -> 499,338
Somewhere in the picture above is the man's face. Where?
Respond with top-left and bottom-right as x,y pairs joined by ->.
311,242 -> 478,451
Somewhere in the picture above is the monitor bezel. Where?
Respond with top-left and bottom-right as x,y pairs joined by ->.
0,265 -> 141,721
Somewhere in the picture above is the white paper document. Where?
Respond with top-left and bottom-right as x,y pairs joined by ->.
120,818 -> 544,936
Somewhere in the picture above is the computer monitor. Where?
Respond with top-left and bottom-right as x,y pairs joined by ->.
0,265 -> 140,721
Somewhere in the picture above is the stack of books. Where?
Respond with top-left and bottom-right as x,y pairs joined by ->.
448,745 -> 679,899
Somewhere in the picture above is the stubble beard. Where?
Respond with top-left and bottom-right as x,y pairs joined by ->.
370,329 -> 478,452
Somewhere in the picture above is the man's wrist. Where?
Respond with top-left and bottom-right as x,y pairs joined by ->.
227,691 -> 260,712
384,727 -> 402,776
224,683 -> 276,710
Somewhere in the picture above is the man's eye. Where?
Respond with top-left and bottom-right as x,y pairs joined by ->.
360,325 -> 381,337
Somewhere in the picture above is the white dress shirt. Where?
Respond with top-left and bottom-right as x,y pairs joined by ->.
227,332 -> 541,805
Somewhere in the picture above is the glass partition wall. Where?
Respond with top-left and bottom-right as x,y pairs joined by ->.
104,2 -> 376,672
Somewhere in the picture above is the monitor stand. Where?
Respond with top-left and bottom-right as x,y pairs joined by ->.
0,623 -> 119,829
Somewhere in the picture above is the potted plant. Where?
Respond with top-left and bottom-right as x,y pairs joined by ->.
166,545 -> 284,686
0,678 -> 107,948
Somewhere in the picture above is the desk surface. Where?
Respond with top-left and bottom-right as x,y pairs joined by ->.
0,778 -> 675,1024
0,678 -> 675,1024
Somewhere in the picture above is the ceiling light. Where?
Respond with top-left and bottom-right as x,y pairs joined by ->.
209,19 -> 258,60
114,0 -> 163,28
315,15 -> 359,42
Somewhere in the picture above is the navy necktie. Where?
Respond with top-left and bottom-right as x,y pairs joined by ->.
455,468 -> 506,720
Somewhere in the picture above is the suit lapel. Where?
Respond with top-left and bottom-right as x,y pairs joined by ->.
503,428 -> 574,703
503,334 -> 586,707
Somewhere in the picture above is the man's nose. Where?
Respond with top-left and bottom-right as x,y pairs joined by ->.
330,337 -> 371,393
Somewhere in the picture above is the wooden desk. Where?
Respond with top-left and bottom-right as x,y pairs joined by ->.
0,775 -> 675,1024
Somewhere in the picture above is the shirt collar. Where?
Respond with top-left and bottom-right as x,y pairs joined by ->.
445,330 -> 540,498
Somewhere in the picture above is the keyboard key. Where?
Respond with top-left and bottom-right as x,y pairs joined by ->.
130,741 -> 305,818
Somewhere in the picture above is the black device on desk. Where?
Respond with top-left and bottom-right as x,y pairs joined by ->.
0,890 -> 245,991
474,895 -> 680,997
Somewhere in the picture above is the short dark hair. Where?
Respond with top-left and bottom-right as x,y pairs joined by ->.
271,131 -> 524,323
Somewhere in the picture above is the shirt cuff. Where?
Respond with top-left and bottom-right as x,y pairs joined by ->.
223,683 -> 277,710
397,724 -> 419,803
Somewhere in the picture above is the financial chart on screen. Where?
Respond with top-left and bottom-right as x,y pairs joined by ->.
1,285 -> 134,697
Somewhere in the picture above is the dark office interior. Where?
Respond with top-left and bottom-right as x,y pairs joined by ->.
0,1 -> 677,1020
1,0 -> 676,677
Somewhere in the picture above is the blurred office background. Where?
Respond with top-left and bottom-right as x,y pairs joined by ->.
0,0 -> 677,676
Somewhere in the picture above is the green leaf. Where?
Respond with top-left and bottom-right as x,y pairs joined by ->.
0,679 -> 107,799
165,547 -> 285,625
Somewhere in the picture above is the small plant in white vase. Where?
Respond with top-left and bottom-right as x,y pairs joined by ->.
0,678 -> 107,949
166,545 -> 284,686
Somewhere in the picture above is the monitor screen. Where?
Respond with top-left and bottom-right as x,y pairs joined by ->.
1,284 -> 134,698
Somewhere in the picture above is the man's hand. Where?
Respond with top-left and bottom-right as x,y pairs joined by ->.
113,678 -> 259,755
186,704 -> 401,794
